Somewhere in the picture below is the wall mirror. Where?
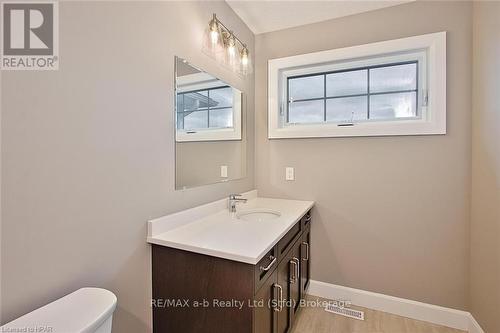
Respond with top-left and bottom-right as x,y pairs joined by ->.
175,56 -> 246,189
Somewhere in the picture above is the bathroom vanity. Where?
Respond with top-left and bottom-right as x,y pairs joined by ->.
147,191 -> 313,333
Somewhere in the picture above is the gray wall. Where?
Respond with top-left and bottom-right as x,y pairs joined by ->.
176,140 -> 246,189
255,1 -> 472,310
470,1 -> 500,332
0,2 -> 255,332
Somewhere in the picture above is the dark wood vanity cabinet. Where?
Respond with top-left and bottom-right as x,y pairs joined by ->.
152,209 -> 312,333
258,210 -> 311,333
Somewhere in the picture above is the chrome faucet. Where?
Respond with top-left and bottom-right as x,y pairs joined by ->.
228,194 -> 247,213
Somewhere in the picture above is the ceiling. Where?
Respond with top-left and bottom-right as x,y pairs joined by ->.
226,0 -> 414,34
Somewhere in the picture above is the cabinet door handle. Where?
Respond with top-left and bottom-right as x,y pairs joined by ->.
273,284 -> 283,312
305,216 -> 311,223
302,241 -> 309,261
260,256 -> 276,272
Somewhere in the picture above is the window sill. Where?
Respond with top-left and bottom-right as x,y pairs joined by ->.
176,127 -> 242,142
268,118 -> 446,139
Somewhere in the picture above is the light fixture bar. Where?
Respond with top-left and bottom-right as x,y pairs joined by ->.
211,14 -> 248,48
203,13 -> 252,75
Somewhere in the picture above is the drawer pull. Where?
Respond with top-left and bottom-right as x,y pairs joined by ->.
290,257 -> 300,283
289,260 -> 296,283
260,256 -> 276,272
304,216 -> 311,223
273,284 -> 283,312
302,242 -> 309,261
294,257 -> 300,282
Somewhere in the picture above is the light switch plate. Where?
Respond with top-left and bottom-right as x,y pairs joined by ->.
285,167 -> 294,181
221,165 -> 228,178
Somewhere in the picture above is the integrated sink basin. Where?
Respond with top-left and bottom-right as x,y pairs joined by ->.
147,190 -> 314,263
236,209 -> 281,222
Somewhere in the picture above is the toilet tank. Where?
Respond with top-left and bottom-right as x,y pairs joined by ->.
0,288 -> 117,333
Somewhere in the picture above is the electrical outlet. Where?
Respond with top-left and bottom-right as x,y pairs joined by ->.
220,165 -> 228,178
285,167 -> 295,181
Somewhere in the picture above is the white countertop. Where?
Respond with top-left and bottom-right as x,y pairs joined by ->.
147,190 -> 314,264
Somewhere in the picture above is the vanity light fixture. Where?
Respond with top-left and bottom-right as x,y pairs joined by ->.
202,13 -> 253,76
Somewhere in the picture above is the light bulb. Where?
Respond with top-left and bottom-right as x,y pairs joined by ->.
210,30 -> 218,45
228,45 -> 236,58
240,47 -> 249,67
227,34 -> 236,59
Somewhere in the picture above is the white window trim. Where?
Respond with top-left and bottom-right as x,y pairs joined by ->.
268,31 -> 446,139
176,73 -> 242,142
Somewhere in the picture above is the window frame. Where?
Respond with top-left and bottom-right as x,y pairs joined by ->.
175,72 -> 242,142
268,32 -> 446,139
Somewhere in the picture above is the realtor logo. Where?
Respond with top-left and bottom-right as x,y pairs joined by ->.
1,1 -> 59,70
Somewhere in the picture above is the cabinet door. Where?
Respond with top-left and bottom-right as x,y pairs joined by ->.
289,239 -> 302,325
276,248 -> 294,333
254,269 -> 277,333
300,225 -> 311,296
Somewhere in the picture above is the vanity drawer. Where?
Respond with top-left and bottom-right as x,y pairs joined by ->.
277,221 -> 301,259
254,246 -> 277,292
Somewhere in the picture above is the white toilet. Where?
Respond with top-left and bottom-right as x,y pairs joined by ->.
0,288 -> 117,333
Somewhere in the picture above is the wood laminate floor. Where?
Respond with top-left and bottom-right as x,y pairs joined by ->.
291,296 -> 467,333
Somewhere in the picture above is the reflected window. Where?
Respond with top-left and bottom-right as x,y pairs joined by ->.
177,86 -> 233,131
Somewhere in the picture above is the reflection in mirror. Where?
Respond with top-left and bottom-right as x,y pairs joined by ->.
175,57 -> 246,190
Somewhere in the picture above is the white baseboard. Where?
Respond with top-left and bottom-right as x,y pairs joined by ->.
308,280 -> 485,333
468,313 -> 486,333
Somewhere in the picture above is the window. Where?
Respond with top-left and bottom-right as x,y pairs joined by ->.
288,62 -> 418,123
268,32 -> 446,138
176,86 -> 233,131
